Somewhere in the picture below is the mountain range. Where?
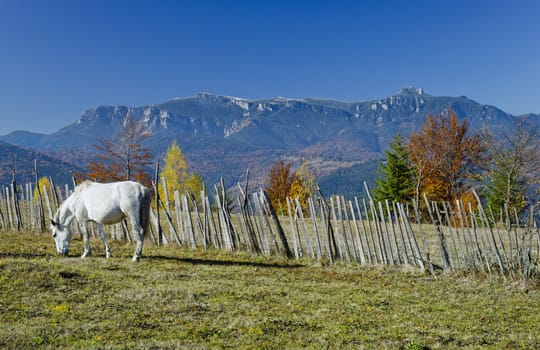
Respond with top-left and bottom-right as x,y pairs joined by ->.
1,87 -> 538,195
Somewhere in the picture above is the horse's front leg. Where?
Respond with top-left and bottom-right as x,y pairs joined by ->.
80,222 -> 91,258
97,223 -> 112,258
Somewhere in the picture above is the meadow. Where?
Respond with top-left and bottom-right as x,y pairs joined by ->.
1,230 -> 540,349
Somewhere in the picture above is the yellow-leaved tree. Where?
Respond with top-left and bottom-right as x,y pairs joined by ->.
289,161 -> 316,211
33,176 -> 53,202
159,140 -> 203,205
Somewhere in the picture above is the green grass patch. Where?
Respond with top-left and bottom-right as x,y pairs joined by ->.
1,231 -> 539,349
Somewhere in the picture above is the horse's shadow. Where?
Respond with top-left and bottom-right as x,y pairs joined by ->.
146,255 -> 304,269
0,251 -> 304,270
0,252 -> 53,259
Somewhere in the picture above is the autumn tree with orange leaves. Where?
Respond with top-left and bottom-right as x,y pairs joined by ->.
265,160 -> 295,214
87,117 -> 153,187
408,109 -> 485,203
265,160 -> 315,214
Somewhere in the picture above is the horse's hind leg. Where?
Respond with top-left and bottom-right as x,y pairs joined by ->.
131,220 -> 144,262
97,223 -> 112,258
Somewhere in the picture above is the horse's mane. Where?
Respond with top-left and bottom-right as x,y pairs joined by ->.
54,181 -> 95,221
74,180 -> 95,193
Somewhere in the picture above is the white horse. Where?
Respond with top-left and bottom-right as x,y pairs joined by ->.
50,180 -> 152,262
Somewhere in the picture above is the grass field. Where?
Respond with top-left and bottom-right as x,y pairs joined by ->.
1,230 -> 539,349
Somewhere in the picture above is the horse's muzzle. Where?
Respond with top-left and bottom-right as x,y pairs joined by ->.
57,249 -> 69,256
56,242 -> 70,256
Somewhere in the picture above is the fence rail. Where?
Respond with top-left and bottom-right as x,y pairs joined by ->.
1,178 -> 539,284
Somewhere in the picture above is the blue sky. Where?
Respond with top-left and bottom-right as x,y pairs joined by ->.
1,0 -> 539,135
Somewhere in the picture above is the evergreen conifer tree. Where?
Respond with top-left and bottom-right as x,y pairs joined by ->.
373,133 -> 414,203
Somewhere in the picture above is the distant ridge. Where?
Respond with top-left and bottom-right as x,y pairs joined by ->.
1,88 -> 539,194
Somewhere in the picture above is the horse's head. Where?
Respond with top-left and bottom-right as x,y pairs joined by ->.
50,219 -> 73,255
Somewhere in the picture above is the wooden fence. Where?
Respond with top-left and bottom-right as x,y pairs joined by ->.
1,177 -> 539,284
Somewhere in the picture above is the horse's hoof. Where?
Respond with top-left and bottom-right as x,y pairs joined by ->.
132,256 -> 140,262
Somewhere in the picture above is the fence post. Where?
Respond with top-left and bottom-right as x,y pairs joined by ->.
318,195 -> 335,263
472,190 -> 505,276
261,190 -> 292,259
378,201 -> 394,265
287,197 -> 300,259
362,198 -> 379,264
42,185 -> 53,223
336,196 -> 351,262
11,176 -> 22,231
295,197 -> 314,259
513,207 -> 523,270
252,192 -> 269,255
187,191 -> 207,250
371,200 -> 387,264
398,203 -> 424,270
456,199 -> 475,269
153,161 -> 163,246
348,200 -> 366,264
48,177 -> 59,209
488,205 -> 509,264
385,200 -> 400,264
424,194 -> 451,272
392,201 -> 409,266
469,202 -> 490,274
174,190 -> 185,245
205,195 -> 220,249
183,195 -> 196,248
0,188 -> 5,230
330,197 -> 344,261
159,196 -> 181,246
355,197 -> 372,264
309,197 -> 324,260
237,173 -> 262,254
341,196 -> 357,261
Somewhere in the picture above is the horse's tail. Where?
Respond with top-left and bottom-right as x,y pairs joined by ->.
139,186 -> 152,238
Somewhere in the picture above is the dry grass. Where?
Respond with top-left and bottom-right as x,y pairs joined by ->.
1,230 -> 540,349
